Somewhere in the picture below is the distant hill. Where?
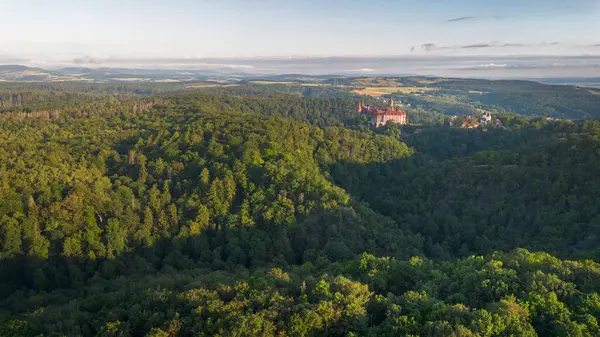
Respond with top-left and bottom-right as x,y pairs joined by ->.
1,67 -> 600,119
58,67 -> 95,74
0,65 -> 60,81
535,77 -> 600,88
338,76 -> 600,120
0,65 -> 44,72
0,65 -> 210,83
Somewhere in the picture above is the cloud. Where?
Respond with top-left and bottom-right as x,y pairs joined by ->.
348,68 -> 376,72
73,55 -> 102,64
421,43 -> 437,51
416,41 -> 563,52
215,63 -> 254,69
474,63 -> 508,68
458,60 -> 600,71
68,56 -> 256,70
461,43 -> 493,49
447,16 -> 476,22
2,54 -> 600,78
448,15 -> 507,23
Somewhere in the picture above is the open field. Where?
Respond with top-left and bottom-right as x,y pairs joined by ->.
300,83 -> 330,87
184,84 -> 240,88
353,77 -> 400,87
353,86 -> 437,96
249,81 -> 297,85
110,78 -> 152,82
249,81 -> 333,87
409,77 -> 447,85
155,79 -> 183,83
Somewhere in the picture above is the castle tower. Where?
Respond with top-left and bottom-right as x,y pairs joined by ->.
358,102 -> 364,113
388,97 -> 394,110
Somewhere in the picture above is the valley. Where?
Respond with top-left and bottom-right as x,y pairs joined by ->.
0,79 -> 599,336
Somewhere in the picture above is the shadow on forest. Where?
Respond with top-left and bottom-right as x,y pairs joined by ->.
0,138 -> 567,301
0,208 -> 358,301
0,140 -> 422,304
328,154 -> 600,263
3,123 -> 596,309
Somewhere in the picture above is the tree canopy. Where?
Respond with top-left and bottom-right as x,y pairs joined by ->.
0,84 -> 599,336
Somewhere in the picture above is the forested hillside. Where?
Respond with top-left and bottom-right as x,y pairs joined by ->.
2,74 -> 600,120
364,77 -> 600,120
332,121 -> 600,260
1,87 -> 600,336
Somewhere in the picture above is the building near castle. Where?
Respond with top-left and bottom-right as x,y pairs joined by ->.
461,115 -> 479,128
480,112 -> 492,125
358,98 -> 407,127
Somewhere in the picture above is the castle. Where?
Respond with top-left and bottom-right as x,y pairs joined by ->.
358,98 -> 407,127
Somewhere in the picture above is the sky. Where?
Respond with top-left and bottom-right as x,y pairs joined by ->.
1,0 -> 600,76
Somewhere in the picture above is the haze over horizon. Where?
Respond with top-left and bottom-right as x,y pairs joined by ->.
1,0 -> 600,77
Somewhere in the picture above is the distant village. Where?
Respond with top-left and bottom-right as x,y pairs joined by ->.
449,113 -> 562,129
357,95 -> 563,129
448,112 -> 502,128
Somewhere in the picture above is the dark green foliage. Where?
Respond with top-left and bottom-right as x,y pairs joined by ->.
0,91 -> 417,297
2,250 -> 599,336
332,120 -> 600,260
1,83 -> 600,336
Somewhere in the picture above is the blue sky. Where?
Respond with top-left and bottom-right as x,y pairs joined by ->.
1,0 -> 599,76
1,0 -> 598,57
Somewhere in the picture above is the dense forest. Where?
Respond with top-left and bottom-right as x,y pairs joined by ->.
1,84 -> 600,336
333,121 -> 600,260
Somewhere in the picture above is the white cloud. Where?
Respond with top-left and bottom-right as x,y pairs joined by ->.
476,63 -> 507,68
349,68 -> 376,72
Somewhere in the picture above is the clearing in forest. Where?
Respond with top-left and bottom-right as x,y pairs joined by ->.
353,77 -> 400,87
353,86 -> 437,96
184,84 -> 240,88
249,81 -> 297,85
249,81 -> 331,87
408,77 -> 447,85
